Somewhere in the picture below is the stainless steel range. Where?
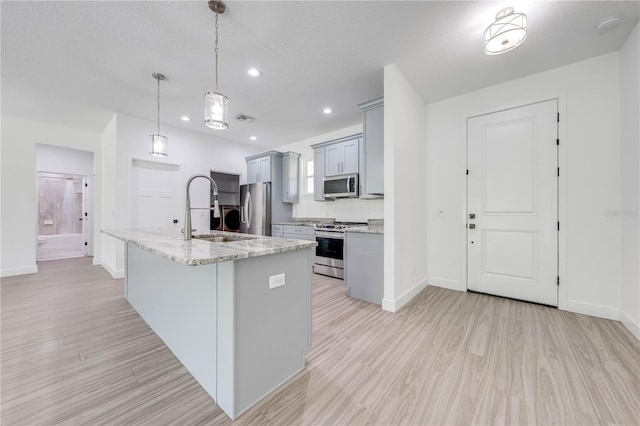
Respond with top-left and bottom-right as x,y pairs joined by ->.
314,222 -> 366,279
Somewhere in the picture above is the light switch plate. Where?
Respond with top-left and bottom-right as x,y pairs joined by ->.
269,273 -> 285,289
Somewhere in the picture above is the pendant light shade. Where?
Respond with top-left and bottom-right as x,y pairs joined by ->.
484,7 -> 527,55
150,72 -> 168,157
150,134 -> 168,157
204,1 -> 229,130
204,91 -> 229,129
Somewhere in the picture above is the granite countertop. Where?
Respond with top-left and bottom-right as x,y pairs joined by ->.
101,228 -> 317,266
344,219 -> 384,234
272,217 -> 335,227
344,225 -> 384,234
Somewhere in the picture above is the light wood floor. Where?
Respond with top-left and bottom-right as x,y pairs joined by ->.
2,257 -> 639,425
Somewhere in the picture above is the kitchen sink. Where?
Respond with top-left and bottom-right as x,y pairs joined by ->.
192,234 -> 258,243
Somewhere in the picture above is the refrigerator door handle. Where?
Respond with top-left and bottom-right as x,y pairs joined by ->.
246,192 -> 252,229
240,203 -> 245,224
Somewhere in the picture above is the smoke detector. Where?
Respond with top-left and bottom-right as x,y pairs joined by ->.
597,16 -> 621,34
234,113 -> 255,123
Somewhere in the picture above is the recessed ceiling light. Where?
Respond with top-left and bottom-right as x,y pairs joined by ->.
250,136 -> 257,141
181,116 -> 191,122
248,68 -> 261,77
323,108 -> 332,114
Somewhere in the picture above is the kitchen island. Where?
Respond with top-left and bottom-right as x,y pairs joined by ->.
101,228 -> 316,420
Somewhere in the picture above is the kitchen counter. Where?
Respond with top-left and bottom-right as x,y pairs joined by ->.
344,225 -> 384,234
271,217 -> 335,227
101,228 -> 316,266
101,227 -> 314,420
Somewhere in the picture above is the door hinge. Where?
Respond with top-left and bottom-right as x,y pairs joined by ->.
85,183 -> 88,187
466,169 -> 469,175
557,221 -> 560,231
557,167 -> 560,177
557,276 -> 560,285
557,112 -> 560,122
84,242 -> 88,246
556,138 -> 559,146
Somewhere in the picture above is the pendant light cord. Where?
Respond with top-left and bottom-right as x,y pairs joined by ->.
156,76 -> 161,135
215,11 -> 219,92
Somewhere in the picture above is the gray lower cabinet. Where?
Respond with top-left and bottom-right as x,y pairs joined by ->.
272,224 -> 284,237
345,232 -> 384,304
283,225 -> 315,241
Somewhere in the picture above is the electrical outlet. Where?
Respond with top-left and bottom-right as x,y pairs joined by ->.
269,273 -> 285,289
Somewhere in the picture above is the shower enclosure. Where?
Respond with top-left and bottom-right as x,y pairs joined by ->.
37,172 -> 87,261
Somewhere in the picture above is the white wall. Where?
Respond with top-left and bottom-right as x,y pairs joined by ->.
36,144 -> 94,176
382,64 -> 429,312
426,52 -> 622,320
99,113 -> 259,277
620,22 -> 640,339
100,114 -> 121,277
274,124 -> 384,222
1,116 -> 103,277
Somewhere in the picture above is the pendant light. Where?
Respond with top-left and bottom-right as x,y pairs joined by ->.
204,1 -> 229,130
150,72 -> 168,157
484,7 -> 527,55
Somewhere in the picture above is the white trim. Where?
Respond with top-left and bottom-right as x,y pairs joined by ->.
382,277 -> 429,313
620,309 -> 640,341
101,262 -> 124,279
565,300 -> 620,321
428,276 -> 464,292
0,265 -> 38,277
92,257 -> 101,266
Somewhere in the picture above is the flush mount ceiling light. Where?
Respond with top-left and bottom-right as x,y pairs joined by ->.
597,16 -> 621,33
181,116 -> 191,122
323,108 -> 332,114
248,68 -> 261,77
484,7 -> 527,55
250,136 -> 257,141
204,0 -> 229,130
150,73 -> 168,157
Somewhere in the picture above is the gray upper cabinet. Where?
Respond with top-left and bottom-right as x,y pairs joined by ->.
324,137 -> 360,177
246,155 -> 272,184
358,97 -> 384,197
282,152 -> 300,203
313,147 -> 325,202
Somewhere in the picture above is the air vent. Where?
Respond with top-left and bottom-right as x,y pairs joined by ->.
234,113 -> 255,123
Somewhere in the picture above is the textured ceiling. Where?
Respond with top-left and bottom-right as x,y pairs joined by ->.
2,1 -> 638,149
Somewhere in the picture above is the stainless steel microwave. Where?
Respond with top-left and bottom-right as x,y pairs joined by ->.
323,173 -> 359,199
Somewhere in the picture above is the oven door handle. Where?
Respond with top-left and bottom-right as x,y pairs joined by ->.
315,231 -> 344,240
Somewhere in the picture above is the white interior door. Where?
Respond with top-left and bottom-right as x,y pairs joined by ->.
467,100 -> 558,306
131,160 -> 180,229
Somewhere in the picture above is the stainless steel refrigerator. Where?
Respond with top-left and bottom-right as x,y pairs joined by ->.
240,182 -> 272,235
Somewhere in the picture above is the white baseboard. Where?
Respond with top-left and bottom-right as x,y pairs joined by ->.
92,257 -> 101,266
620,309 -> 640,341
101,262 -> 124,279
382,277 -> 429,313
1,264 -> 38,278
428,276 -> 464,292
565,300 -> 620,321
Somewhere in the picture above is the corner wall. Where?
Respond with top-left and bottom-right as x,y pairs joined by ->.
426,52 -> 622,320
383,64 -> 429,312
1,116 -> 103,277
620,22 -> 640,339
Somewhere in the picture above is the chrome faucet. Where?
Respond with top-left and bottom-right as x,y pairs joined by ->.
184,174 -> 219,240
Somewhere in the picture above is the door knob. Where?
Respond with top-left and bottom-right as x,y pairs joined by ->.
469,213 -> 476,219
469,224 -> 476,229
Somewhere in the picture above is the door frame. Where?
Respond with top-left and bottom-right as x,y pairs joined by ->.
464,97 -> 567,310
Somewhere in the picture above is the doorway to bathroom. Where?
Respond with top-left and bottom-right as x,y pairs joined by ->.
36,144 -> 94,262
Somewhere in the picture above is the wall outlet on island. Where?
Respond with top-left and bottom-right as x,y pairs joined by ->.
269,273 -> 285,289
